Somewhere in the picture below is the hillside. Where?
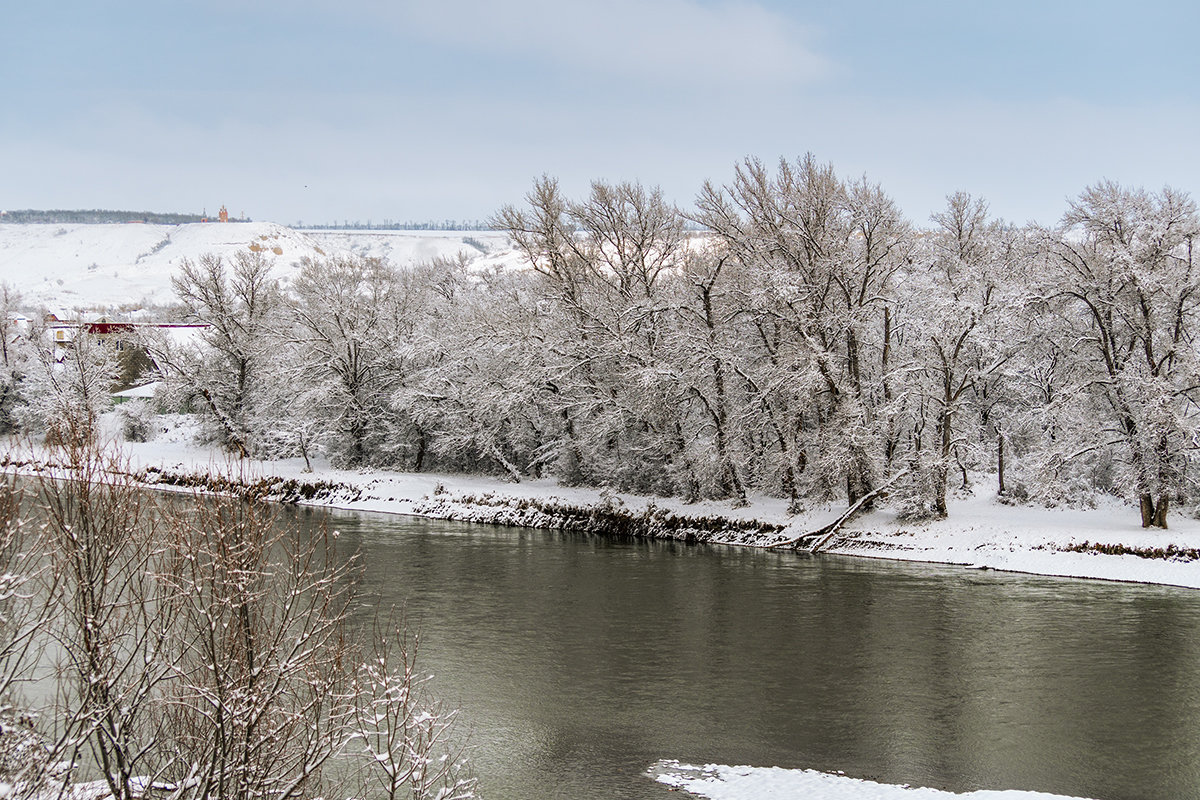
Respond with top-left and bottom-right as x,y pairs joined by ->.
0,222 -> 519,310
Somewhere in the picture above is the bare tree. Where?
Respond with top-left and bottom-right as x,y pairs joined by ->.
0,475 -> 54,794
36,439 -> 173,800
346,621 -> 478,800
156,488 -> 355,800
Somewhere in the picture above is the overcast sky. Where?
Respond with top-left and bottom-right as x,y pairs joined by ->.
3,1 -> 1198,226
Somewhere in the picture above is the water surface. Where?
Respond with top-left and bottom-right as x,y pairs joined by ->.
302,508 -> 1200,800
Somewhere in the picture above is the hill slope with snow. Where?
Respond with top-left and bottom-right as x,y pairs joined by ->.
0,222 -> 519,310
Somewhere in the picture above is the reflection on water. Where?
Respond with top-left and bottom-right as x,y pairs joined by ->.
294,507 -> 1200,800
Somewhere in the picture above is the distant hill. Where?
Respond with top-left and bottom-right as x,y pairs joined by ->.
0,222 -> 519,311
0,209 -> 249,225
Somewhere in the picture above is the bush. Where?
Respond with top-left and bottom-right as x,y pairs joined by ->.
117,399 -> 156,442
7,440 -> 478,800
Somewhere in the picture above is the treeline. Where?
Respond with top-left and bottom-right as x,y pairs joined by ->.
0,208 -> 214,224
8,154 -> 1200,529
292,218 -> 493,231
292,218 -> 705,232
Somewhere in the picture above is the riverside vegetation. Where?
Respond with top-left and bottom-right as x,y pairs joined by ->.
0,433 -> 478,800
1,154 -> 1198,534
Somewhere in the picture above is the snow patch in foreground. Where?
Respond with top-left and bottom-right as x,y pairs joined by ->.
649,761 -> 1095,800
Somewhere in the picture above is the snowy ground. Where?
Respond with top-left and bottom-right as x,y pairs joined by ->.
43,412 -> 1197,592
0,222 -> 520,309
822,491 -> 1200,589
650,762 -> 1095,800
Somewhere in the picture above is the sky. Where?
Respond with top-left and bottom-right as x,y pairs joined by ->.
2,0 -> 1198,227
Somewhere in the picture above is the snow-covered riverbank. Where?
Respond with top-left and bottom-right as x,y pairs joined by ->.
19,413 -> 1192,592
650,762 -> 1096,800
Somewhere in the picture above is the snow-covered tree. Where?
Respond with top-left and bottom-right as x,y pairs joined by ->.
694,155 -> 912,508
493,177 -> 692,493
899,192 -> 1015,517
399,263 -> 554,480
0,285 -> 27,434
1043,181 -> 1200,527
17,322 -> 119,446
288,254 -> 414,468
149,250 -> 281,458
666,245 -> 751,502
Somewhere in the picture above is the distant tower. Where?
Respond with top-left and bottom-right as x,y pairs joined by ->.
218,205 -> 229,223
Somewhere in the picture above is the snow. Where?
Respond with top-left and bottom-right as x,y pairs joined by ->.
0,223 -> 523,309
649,762 -> 1095,800
302,228 -> 516,272
818,493 -> 1200,589
112,381 -> 161,399
65,411 -> 1200,591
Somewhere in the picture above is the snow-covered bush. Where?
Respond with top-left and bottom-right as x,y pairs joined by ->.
116,398 -> 155,442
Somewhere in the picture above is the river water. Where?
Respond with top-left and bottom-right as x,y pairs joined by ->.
301,507 -> 1200,800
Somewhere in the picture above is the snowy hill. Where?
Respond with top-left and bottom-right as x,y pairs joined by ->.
0,222 -> 519,310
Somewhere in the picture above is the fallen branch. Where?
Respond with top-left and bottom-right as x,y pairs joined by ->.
767,469 -> 909,553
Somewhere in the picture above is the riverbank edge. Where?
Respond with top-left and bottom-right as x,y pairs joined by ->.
2,454 -> 787,544
8,451 -> 1200,590
137,461 -> 792,544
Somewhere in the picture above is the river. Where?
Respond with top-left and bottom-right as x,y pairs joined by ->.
300,507 -> 1200,800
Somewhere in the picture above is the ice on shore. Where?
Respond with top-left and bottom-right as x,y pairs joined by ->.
649,761 -> 1096,800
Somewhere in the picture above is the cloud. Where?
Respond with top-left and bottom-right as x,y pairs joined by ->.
393,0 -> 827,87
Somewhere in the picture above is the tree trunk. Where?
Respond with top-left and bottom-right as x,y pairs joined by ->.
1154,493 -> 1170,529
558,408 -> 585,485
782,463 -> 799,512
350,419 -> 365,467
1140,493 -> 1170,528
931,406 -> 951,518
710,370 -> 745,503
700,280 -> 744,504
931,471 -> 948,518
997,429 -> 1005,496
846,459 -> 875,510
413,431 -> 427,472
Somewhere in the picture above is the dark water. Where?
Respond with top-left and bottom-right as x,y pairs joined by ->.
297,507 -> 1200,800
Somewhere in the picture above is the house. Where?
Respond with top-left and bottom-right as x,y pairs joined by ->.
41,317 -> 210,390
